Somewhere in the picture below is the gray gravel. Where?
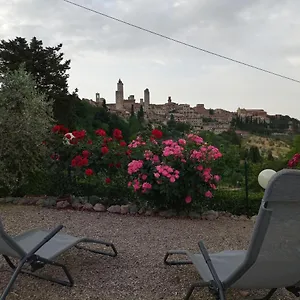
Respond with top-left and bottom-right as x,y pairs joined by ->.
0,205 -> 294,299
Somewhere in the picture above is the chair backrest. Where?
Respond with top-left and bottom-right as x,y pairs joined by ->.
225,169 -> 300,288
0,218 -> 26,258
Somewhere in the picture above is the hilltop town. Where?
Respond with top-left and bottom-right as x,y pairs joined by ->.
82,79 -> 297,135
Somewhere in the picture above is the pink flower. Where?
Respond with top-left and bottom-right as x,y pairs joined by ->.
128,160 -> 144,175
205,191 -> 213,198
187,134 -> 203,144
128,182 -> 132,187
178,139 -> 186,146
170,177 -> 176,183
152,155 -> 160,163
214,175 -> 220,182
154,172 -> 160,178
133,179 -> 141,191
141,174 -> 148,180
185,196 -> 192,204
144,150 -> 153,160
197,165 -> 203,171
142,182 -> 152,193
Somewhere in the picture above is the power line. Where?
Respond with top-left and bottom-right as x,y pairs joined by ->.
62,0 -> 300,84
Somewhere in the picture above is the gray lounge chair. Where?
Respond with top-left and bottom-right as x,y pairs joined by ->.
164,169 -> 300,300
0,222 -> 117,300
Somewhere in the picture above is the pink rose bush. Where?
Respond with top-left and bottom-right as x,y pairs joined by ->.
127,129 -> 222,212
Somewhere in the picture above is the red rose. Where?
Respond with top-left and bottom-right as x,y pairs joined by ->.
119,140 -> 127,147
101,146 -> 109,155
113,129 -> 123,140
85,169 -> 93,176
87,139 -> 93,145
65,133 -> 72,139
105,177 -> 111,184
82,150 -> 90,158
71,155 -> 82,167
95,129 -> 106,136
126,150 -> 132,156
71,155 -> 88,167
115,162 -> 121,168
151,129 -> 163,139
108,163 -> 114,168
50,153 -> 60,161
52,124 -> 68,134
72,130 -> 86,140
80,157 -> 88,166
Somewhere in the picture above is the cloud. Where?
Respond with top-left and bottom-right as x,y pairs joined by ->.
0,0 -> 300,118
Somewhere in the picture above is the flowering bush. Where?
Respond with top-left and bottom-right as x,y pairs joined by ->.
48,125 -> 131,201
288,153 -> 300,168
127,129 -> 222,212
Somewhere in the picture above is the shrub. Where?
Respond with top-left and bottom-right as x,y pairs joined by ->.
210,189 -> 263,216
47,126 -> 131,205
0,66 -> 53,196
127,130 -> 222,212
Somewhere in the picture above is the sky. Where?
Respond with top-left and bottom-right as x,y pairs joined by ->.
0,0 -> 300,118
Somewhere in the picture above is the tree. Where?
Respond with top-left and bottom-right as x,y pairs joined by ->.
130,104 -> 135,117
137,105 -> 144,122
0,66 -> 53,195
0,36 -> 72,125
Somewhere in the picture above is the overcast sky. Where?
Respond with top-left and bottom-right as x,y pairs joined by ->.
1,0 -> 300,118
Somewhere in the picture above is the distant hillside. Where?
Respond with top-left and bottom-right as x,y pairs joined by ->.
243,135 -> 291,158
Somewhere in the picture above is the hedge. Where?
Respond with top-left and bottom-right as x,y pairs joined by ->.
207,189 -> 264,216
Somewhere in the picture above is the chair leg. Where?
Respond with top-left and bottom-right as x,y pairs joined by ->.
252,288 -> 277,300
0,258 -> 26,300
76,238 -> 118,257
2,255 -> 74,288
184,281 -> 209,300
164,250 -> 193,265
286,286 -> 300,297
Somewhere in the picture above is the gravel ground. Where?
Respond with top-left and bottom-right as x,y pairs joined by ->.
0,205 -> 295,300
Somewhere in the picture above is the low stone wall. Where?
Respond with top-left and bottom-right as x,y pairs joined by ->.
0,196 -> 256,221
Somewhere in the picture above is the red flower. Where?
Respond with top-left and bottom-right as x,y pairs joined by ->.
115,162 -> 121,168
71,155 -> 88,167
87,139 -> 93,145
103,137 -> 113,143
119,140 -> 127,147
72,130 -> 86,140
105,177 -> 111,184
95,129 -> 106,136
288,153 -> 300,168
52,124 -> 69,134
50,153 -> 60,161
151,129 -> 163,139
108,163 -> 114,168
101,146 -> 109,155
65,133 -> 73,140
113,129 -> 123,140
85,169 -> 93,176
126,150 -> 132,156
82,150 -> 90,158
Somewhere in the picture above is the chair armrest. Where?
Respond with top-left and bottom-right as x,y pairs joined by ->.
23,225 -> 64,261
198,241 -> 225,300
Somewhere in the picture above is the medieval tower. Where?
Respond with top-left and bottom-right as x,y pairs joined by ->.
144,88 -> 150,111
115,79 -> 124,110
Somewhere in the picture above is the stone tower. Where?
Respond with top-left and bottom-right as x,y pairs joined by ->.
144,88 -> 150,111
96,92 -> 100,103
115,79 -> 124,110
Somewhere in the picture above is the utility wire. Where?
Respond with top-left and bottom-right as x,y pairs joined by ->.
63,0 -> 300,84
